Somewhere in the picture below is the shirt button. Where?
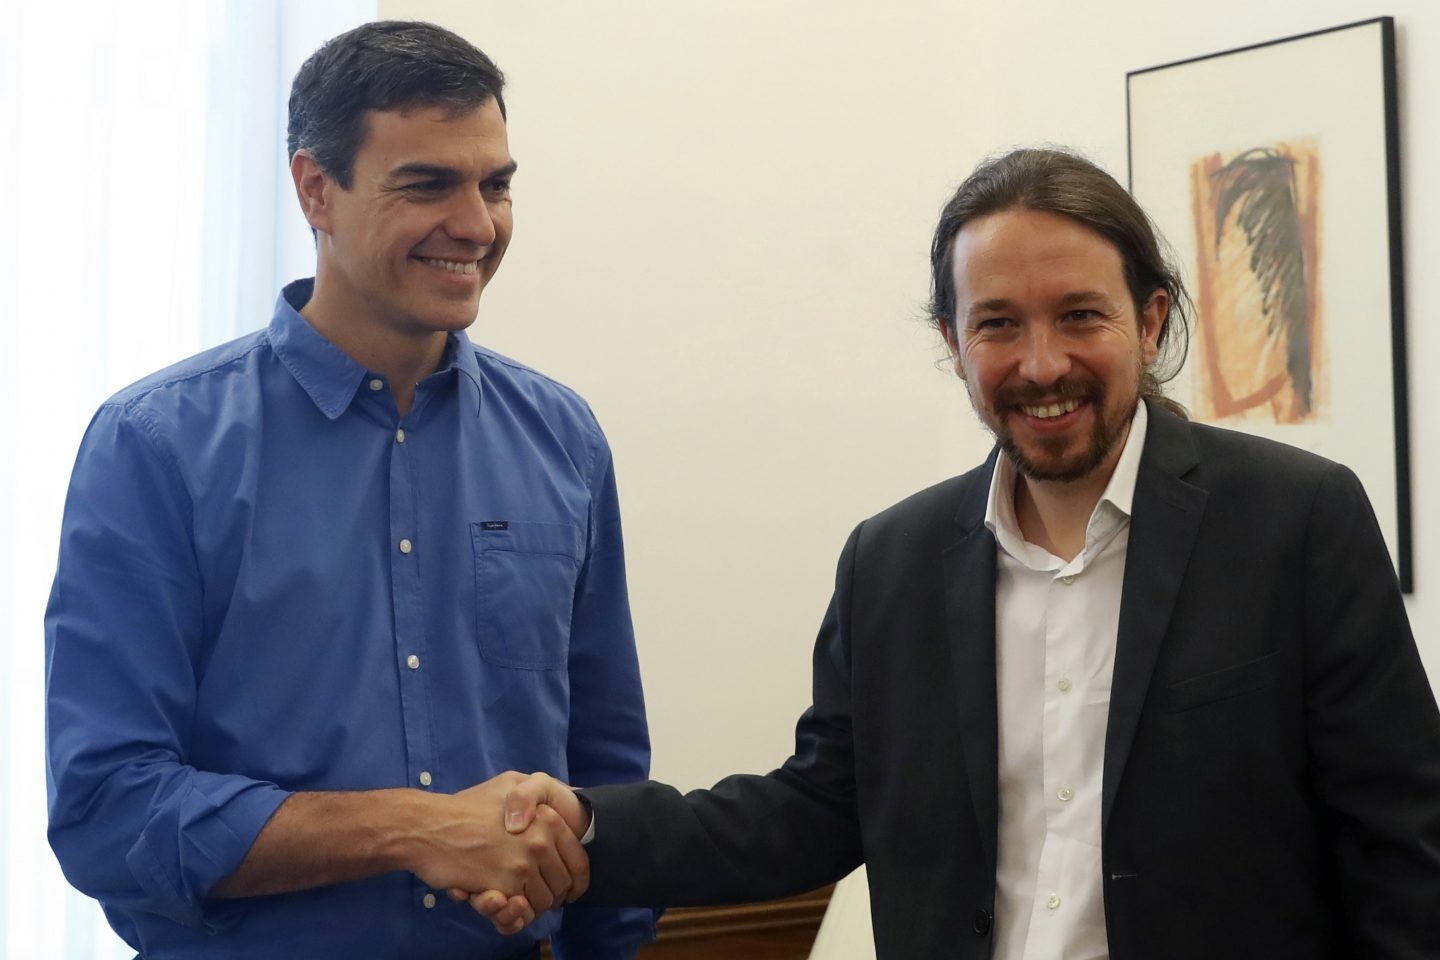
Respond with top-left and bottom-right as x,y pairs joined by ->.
399,538 -> 413,554
423,893 -> 437,909
1046,893 -> 1061,910
1057,678 -> 1072,692
396,428 -> 407,443
419,771 -> 433,787
1057,786 -> 1074,802
407,654 -> 420,670
368,378 -> 384,391
1060,575 -> 1076,585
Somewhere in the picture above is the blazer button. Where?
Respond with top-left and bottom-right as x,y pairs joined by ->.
973,908 -> 993,935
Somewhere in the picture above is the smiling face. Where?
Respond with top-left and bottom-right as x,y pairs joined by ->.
942,206 -> 1165,486
293,98 -> 515,347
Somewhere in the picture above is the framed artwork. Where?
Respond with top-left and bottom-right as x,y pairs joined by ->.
1127,17 -> 1411,590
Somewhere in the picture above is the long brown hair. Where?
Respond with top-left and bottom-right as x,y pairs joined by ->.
928,148 -> 1192,417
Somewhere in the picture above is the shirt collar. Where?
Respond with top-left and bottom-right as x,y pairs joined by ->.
449,328 -> 485,416
268,278 -> 484,420
984,399 -> 1150,547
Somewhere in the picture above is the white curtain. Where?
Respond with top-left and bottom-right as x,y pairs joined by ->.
0,2 -> 372,955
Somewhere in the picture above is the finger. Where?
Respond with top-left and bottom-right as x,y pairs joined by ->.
516,848 -> 560,913
505,771 -> 590,835
531,857 -> 569,912
524,806 -> 578,909
535,778 -> 589,837
447,887 -> 471,903
474,893 -> 534,934
467,888 -> 510,917
554,816 -> 590,902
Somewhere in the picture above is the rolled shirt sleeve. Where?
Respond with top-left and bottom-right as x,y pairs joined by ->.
46,403 -> 289,929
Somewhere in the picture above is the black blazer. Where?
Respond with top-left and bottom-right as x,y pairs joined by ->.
583,402 -> 1440,959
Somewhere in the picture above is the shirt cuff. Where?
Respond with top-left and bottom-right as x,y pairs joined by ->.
576,790 -> 596,845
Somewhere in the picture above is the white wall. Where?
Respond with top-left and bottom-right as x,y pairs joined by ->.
378,0 -> 1440,794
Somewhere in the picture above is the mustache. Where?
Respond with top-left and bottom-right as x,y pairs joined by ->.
993,377 -> 1103,408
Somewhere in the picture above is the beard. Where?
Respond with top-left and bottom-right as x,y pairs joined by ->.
983,374 -> 1140,483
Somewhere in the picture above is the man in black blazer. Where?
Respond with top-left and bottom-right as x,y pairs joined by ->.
480,149 -> 1440,958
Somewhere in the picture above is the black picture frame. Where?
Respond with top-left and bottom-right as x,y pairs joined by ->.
1127,17 -> 1411,591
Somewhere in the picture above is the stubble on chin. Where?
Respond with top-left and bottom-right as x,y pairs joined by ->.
999,424 -> 1111,484
985,386 -> 1139,485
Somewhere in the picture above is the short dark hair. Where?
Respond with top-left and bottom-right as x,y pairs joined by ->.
928,148 -> 1192,414
287,20 -> 506,189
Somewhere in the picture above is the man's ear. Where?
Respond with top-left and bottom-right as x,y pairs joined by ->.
291,150 -> 334,235
1139,289 -> 1168,366
939,318 -> 967,381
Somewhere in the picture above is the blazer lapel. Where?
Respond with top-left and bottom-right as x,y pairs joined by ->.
1103,403 -> 1208,828
943,450 -> 1001,880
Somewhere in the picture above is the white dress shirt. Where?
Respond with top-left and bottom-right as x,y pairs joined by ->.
985,402 -> 1149,960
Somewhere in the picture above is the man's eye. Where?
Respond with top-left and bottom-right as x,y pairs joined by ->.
482,179 -> 512,198
1065,309 -> 1100,322
403,181 -> 446,194
975,317 -> 1009,330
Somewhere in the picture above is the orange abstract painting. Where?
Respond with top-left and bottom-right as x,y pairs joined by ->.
1189,142 -> 1326,424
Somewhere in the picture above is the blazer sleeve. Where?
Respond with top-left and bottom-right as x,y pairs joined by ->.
1302,463 -> 1440,956
580,527 -> 868,907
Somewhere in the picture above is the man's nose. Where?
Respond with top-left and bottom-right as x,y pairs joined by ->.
447,187 -> 498,246
1017,326 -> 1071,384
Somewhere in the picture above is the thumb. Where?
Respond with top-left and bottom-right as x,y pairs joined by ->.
503,774 -> 551,833
504,794 -> 536,833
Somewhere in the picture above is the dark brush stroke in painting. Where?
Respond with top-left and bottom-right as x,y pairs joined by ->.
1209,148 -> 1312,415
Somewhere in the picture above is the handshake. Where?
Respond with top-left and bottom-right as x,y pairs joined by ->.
421,771 -> 592,936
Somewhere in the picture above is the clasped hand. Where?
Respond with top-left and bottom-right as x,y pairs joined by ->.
439,771 -> 590,935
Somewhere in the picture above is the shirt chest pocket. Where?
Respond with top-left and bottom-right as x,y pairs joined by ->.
472,520 -> 582,670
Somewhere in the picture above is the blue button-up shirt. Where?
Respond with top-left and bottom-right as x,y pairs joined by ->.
45,280 -> 654,959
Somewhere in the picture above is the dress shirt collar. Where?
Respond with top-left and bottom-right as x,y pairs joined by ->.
983,399 -> 1150,558
268,278 -> 484,420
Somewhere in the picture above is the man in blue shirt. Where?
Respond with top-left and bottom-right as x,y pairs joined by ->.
45,21 -> 653,960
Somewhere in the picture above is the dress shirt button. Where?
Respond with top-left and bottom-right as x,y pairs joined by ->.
419,771 -> 433,787
1046,893 -> 1061,910
423,893 -> 437,909
1057,786 -> 1074,802
972,908 -> 992,935
396,428 -> 407,443
399,538 -> 413,555
368,378 -> 384,391
1060,575 -> 1076,585
407,654 -> 420,670
1057,678 -> 1072,692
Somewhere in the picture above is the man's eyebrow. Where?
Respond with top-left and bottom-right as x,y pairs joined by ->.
967,297 -> 1016,318
965,290 -> 1114,319
484,160 -> 519,181
387,160 -> 519,181
1055,290 -> 1113,307
389,163 -> 462,182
